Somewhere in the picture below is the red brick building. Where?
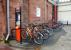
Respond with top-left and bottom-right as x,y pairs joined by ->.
20,0 -> 53,27
0,0 -> 57,40
0,0 -> 22,40
22,0 -> 54,25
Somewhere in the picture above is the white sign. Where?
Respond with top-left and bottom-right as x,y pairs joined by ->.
36,7 -> 41,17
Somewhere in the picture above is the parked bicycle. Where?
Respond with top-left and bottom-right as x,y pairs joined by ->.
10,24 -> 49,45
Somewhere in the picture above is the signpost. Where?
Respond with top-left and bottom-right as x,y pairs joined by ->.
15,8 -> 21,42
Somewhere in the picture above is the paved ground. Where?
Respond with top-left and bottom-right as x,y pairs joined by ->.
41,25 -> 71,50
0,25 -> 71,50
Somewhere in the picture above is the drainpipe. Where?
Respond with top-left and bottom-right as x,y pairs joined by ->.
54,0 -> 57,22
5,0 -> 10,41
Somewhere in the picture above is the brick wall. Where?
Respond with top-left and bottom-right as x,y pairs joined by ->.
0,0 -> 22,40
10,0 -> 22,29
0,0 -> 6,40
21,0 -> 29,28
29,0 -> 45,24
46,2 -> 53,27
0,0 -> 54,39
28,0 -> 53,25
10,0 -> 29,28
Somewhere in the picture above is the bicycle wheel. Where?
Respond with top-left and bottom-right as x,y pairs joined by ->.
34,32 -> 43,45
41,29 -> 49,39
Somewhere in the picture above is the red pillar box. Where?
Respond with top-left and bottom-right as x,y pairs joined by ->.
16,26 -> 21,42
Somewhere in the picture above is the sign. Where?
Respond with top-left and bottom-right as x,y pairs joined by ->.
36,7 -> 41,17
